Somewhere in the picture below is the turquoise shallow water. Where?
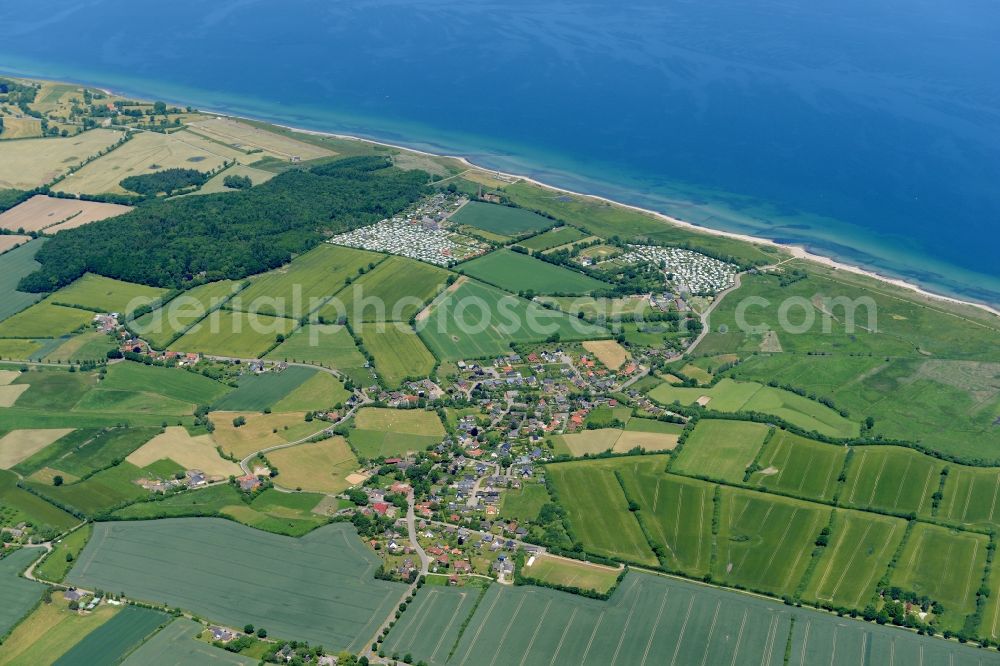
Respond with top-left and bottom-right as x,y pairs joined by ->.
1,0 -> 999,306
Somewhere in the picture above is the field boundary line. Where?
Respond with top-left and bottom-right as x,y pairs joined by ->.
761,614 -> 780,665
457,586 -> 502,665
547,607 -> 578,666
796,619 -> 811,666
488,595 -> 526,666
641,590 -> 670,665
867,453 -> 889,507
729,609 -> 749,666
429,591 -> 466,662
699,601 -> 722,666
579,610 -> 606,664
517,598 -> 552,666
914,462 -> 935,515
989,472 -> 1000,523
668,594 -> 694,666
610,587 -> 641,666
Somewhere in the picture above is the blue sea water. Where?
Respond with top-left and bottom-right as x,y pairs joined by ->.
1,0 -> 999,306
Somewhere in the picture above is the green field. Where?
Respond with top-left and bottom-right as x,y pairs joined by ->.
273,370 -> 350,411
169,310 -> 297,358
450,201 -> 553,235
15,427 -> 158,479
521,555 -> 621,594
122,617 -> 256,665
34,525 -> 92,583
671,419 -> 770,484
499,482 -> 549,523
211,365 -> 316,411
380,584 -> 485,664
0,239 -> 46,323
802,509 -> 905,609
418,280 -> 608,361
748,430 -> 847,501
42,331 -> 116,363
0,469 -> 78,531
547,457 -> 658,566
648,377 -> 859,439
67,519 -> 408,651
714,487 -> 830,596
329,255 -> 449,322
889,522 -> 988,630
516,225 -> 588,252
234,244 -> 382,318
938,465 -> 1000,529
459,249 -> 607,295
841,446 -> 942,517
53,605 -> 167,666
617,461 -> 715,576
0,547 -> 46,639
360,324 -> 436,388
51,274 -> 168,316
131,280 -> 241,349
265,324 -> 368,378
26,462 -> 149,517
348,407 -> 445,458
537,295 -> 652,320
99,362 -> 231,406
0,301 -> 94,338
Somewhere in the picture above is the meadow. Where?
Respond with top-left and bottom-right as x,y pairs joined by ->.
169,310 -> 297,358
840,446 -> 942,517
53,605 -> 168,665
26,462 -> 150,517
265,324 -> 368,378
331,255 -> 448,322
131,280 -> 241,349
418,280 -> 608,361
613,420 -> 682,453
194,164 -> 275,195
42,331 -> 116,363
187,117 -> 337,161
273,370 -> 350,411
522,554 -> 621,594
671,419 -> 770,484
99,361 -> 231,406
18,426 -> 158,480
266,436 -> 359,493
537,295 -> 652,319
714,487 -> 830,597
0,597 -> 119,665
516,225 -> 589,252
458,248 -> 607,295
498,482 -> 549,523
449,201 -> 553,235
0,129 -> 123,190
121,617 -> 256,666
360,324 -> 436,388
34,524 -> 93,583
554,428 -> 622,456
0,469 -> 77,531
0,547 -> 46,639
747,430 -> 847,501
648,377 -> 859,439
67,519 -> 408,651
210,411 -> 315,459
0,301 -> 93,338
348,407 -> 445,459
547,457 -> 658,566
938,465 -> 1000,530
211,365 -> 316,411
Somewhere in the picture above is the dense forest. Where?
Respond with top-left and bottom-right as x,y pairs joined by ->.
19,156 -> 429,291
120,168 -> 208,196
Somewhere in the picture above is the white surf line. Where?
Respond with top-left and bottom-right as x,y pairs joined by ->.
429,592 -> 468,663
458,587 -> 502,665
579,611 -> 606,664
488,595 -> 527,666
517,598 -> 552,666
729,609 -> 749,666
797,619 -> 812,666
668,595 -> 696,666
610,587 -> 642,666
547,607 -> 578,666
699,601 -> 722,666
641,590 -> 670,666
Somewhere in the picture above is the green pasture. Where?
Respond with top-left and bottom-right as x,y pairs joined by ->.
51,274 -> 168,316
748,430 -> 846,501
671,419 -> 770,483
459,249 -> 607,295
0,238 -> 46,323
0,469 -> 77,531
360,324 -> 436,388
840,446 -> 942,517
15,426 -> 158,479
211,365 -> 316,411
499,482 -> 549,523
347,407 -> 444,458
42,331 -> 116,363
35,525 -> 92,583
273,370 -> 350,411
99,361 -> 231,405
516,225 -> 587,252
938,465 -> 1000,529
53,605 -> 168,666
169,310 -> 296,358
329,255 -> 448,322
121,617 -> 256,665
0,301 -> 93,338
131,280 -> 240,349
26,462 -> 149,517
265,324 -> 367,375
536,295 -> 652,320
450,201 -> 553,235
11,367 -> 97,410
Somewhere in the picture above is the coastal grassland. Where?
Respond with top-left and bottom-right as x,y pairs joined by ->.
0,240 -> 45,323
938,466 -> 1000,529
131,280 -> 241,349
234,244 -> 382,318
583,339 -> 629,369
13,427 -> 158,479
379,584 -> 484,665
266,436 -> 359,493
554,428 -> 622,456
522,554 -> 621,594
731,353 -> 1000,462
187,117 -> 337,161
889,522 -> 988,631
348,407 -> 445,458
67,519 -> 408,650
648,378 -> 859,439
0,547 -> 46,638
265,324 -> 367,375
0,470 -> 77,531
53,605 -> 168,665
516,225 -> 588,252
42,330 -> 116,362
0,301 -> 93,338
536,295 -> 652,319
450,201 -> 553,235
125,427 -> 241,477
121,617 -> 256,666
547,457 -> 658,566
747,430 -> 847,501
0,428 -> 74,469
0,129 -> 123,190
273,370 -> 350,411
714,486 -> 831,597
501,180 -> 779,265
671,419 -> 770,484
840,446 -> 942,517
458,248 -> 607,295
499,482 -> 549,522
168,310 -> 297,358
618,461 -> 715,577
0,597 -> 119,666
99,361 -> 231,405
34,524 -> 92,583
210,411 -> 313,459
330,255 -> 449,322
24,462 -> 150,516
359,324 -> 436,388
802,509 -> 905,609
211,365 -> 316,411
53,129 -> 244,195
418,280 -> 608,361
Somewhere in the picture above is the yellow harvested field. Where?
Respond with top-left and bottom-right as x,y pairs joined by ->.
187,118 -> 336,161
612,430 -> 679,453
0,115 -> 43,139
583,339 -> 629,370
0,235 -> 31,253
126,426 -> 241,477
266,436 -> 360,493
55,129 -> 247,195
0,428 -> 73,468
0,195 -> 131,232
0,129 -> 123,189
211,411 -> 315,459
0,384 -> 30,408
0,370 -> 20,385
